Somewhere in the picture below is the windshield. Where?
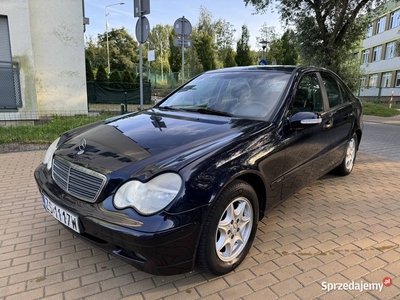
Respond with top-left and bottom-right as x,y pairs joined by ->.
158,71 -> 291,120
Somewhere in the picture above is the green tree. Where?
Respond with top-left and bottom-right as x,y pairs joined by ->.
130,71 -> 138,83
267,39 -> 284,65
224,47 -> 236,68
256,23 -> 279,64
168,28 -> 182,81
197,6 -> 215,37
109,70 -> 121,82
109,70 -> 121,88
195,6 -> 219,70
194,31 -> 217,71
185,28 -> 203,76
97,27 -> 139,72
280,29 -> 298,65
243,0 -> 396,89
85,58 -> 94,81
122,69 -> 133,83
148,24 -> 171,78
215,19 -> 236,67
257,23 -> 278,45
96,65 -> 108,82
236,25 -> 253,66
196,7 -> 236,68
85,37 -> 107,71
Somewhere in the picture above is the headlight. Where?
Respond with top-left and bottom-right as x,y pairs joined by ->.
43,137 -> 60,170
114,173 -> 182,215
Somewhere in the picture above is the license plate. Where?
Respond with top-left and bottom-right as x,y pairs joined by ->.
42,194 -> 80,233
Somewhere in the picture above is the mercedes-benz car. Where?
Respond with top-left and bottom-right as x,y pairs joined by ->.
34,66 -> 363,275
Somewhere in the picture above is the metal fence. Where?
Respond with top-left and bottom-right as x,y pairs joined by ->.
148,71 -> 199,89
87,81 -> 151,113
0,61 -> 22,109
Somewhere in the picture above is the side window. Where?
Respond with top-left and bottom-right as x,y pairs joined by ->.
320,73 -> 342,108
293,73 -> 324,113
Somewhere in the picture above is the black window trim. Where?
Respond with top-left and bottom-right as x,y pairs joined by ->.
318,71 -> 353,111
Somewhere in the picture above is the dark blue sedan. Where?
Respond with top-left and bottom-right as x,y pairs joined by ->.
34,66 -> 363,275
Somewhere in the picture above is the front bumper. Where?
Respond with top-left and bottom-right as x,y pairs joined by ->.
34,164 -> 202,275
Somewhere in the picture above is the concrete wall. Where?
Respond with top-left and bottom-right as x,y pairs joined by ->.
28,0 -> 87,114
0,0 -> 39,121
360,87 -> 400,97
359,1 -> 400,99
0,0 -> 87,122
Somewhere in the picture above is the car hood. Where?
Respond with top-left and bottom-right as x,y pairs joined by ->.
54,109 -> 269,177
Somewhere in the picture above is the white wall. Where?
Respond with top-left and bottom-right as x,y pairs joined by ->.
0,0 -> 39,120
362,57 -> 400,73
29,0 -> 87,113
0,0 -> 87,122
360,87 -> 400,97
363,26 -> 400,49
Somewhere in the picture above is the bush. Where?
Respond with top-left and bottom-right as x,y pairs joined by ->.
122,70 -> 133,83
96,65 -> 108,82
109,70 -> 121,82
85,58 -> 94,81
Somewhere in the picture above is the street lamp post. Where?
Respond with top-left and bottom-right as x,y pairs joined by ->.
105,2 -> 124,74
260,40 -> 268,61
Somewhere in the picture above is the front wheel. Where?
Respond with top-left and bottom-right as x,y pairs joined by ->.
197,180 -> 259,275
334,133 -> 358,176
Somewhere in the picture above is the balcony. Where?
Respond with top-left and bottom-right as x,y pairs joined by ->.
0,61 -> 22,110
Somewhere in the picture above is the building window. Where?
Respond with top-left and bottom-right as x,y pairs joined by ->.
362,50 -> 370,64
376,16 -> 387,34
386,42 -> 396,59
382,72 -> 392,87
390,10 -> 400,29
369,74 -> 378,88
0,16 -> 22,109
366,24 -> 373,38
396,71 -> 400,87
373,46 -> 382,62
360,77 -> 366,88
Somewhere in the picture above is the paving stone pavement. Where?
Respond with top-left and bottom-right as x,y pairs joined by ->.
0,150 -> 400,300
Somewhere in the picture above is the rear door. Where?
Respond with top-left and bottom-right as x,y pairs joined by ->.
318,72 -> 355,166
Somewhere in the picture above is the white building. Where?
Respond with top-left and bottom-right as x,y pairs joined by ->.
0,0 -> 88,125
359,0 -> 400,100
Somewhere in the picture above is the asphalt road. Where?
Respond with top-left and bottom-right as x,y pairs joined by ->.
359,122 -> 400,161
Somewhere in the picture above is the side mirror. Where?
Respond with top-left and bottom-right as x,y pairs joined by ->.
290,111 -> 322,129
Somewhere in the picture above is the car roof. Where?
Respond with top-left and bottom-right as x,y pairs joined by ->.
205,65 -> 331,74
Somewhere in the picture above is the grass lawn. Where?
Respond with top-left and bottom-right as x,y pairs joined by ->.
0,114 -> 115,144
1,101 -> 400,145
362,102 -> 400,117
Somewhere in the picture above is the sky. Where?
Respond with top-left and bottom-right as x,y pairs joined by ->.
84,0 -> 283,49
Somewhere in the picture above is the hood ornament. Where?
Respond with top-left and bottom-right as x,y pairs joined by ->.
77,139 -> 87,155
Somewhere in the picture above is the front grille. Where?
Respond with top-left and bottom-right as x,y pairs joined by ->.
52,156 -> 107,203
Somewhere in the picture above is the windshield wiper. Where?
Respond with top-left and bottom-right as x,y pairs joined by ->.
194,107 -> 233,117
158,106 -> 181,111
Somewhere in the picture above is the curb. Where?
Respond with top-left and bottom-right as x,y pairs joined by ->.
0,143 -> 49,153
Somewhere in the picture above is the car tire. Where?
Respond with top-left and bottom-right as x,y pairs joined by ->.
197,179 -> 259,275
334,133 -> 358,176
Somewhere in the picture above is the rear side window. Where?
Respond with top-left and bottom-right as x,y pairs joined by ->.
339,85 -> 352,104
320,73 -> 342,108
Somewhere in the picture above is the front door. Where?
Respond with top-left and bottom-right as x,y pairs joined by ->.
280,72 -> 330,200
